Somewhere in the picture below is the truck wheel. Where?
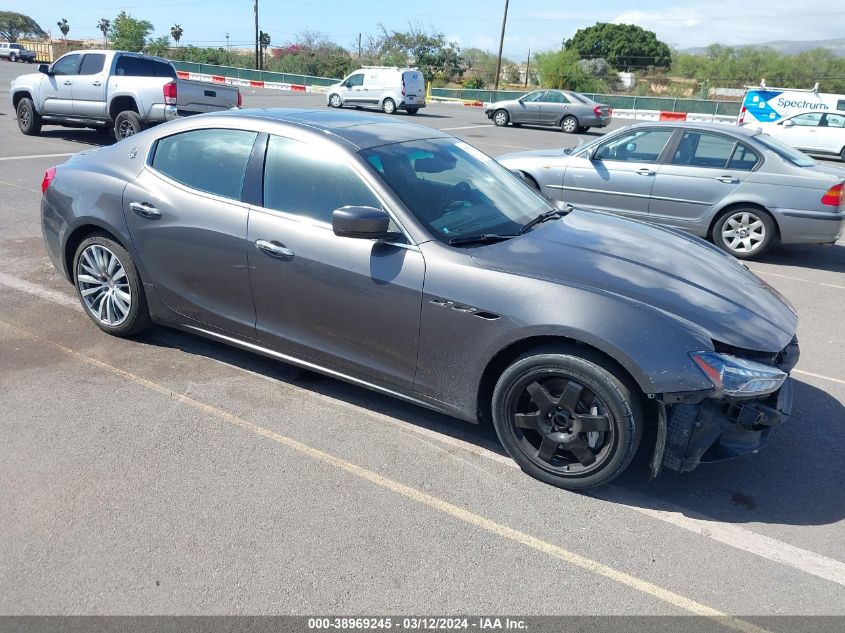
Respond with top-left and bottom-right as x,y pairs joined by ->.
16,97 -> 42,136
114,111 -> 142,141
10,53 -> 17,62
382,98 -> 396,115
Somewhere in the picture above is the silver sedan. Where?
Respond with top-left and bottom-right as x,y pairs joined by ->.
499,122 -> 845,259
485,90 -> 611,133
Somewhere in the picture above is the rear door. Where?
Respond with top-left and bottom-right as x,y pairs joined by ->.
536,90 -> 569,125
123,127 -> 259,337
402,70 -> 425,107
649,130 -> 756,230
818,112 -> 845,154
42,53 -> 80,115
72,53 -> 108,118
561,127 -> 676,218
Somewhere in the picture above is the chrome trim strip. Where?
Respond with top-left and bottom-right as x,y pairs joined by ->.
555,185 -> 708,206
180,324 -> 433,408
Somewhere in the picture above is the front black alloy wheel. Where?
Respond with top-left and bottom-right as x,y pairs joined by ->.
492,349 -> 642,489
16,97 -> 42,136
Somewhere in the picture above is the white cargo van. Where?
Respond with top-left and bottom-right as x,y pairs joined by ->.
738,84 -> 845,125
326,66 -> 426,114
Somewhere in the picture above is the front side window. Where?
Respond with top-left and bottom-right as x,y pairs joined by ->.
52,54 -> 80,76
151,129 -> 258,200
263,135 -> 381,224
345,73 -> 364,87
520,91 -> 546,103
361,138 -> 551,244
78,54 -> 106,76
595,129 -> 675,163
789,113 -> 822,127
671,131 -> 737,169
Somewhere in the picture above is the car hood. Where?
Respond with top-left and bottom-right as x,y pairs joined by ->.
469,209 -> 797,353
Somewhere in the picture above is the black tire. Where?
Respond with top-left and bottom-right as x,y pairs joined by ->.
114,110 -> 142,141
712,206 -> 776,260
9,53 -> 17,62
840,146 -> 845,162
491,348 -> 643,490
560,115 -> 578,134
73,235 -> 151,337
16,97 -> 42,136
328,93 -> 342,108
492,109 -> 510,127
382,98 -> 396,114
406,107 -> 419,115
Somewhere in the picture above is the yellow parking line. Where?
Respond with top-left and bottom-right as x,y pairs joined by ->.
0,318 -> 772,633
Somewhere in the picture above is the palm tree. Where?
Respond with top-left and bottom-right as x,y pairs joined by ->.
97,18 -> 110,47
170,24 -> 183,47
57,18 -> 70,42
259,30 -> 271,69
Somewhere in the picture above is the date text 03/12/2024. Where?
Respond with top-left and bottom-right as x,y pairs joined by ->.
307,617 -> 528,630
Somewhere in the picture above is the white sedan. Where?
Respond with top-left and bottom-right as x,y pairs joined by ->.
750,110 -> 845,162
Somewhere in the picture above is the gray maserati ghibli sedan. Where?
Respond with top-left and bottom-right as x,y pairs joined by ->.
40,109 -> 799,489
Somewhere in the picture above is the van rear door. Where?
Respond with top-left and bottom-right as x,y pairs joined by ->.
402,71 -> 425,106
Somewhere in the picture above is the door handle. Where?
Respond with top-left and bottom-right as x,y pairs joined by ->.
63,80 -> 72,86
715,176 -> 739,184
636,168 -> 656,176
129,201 -> 162,219
92,81 -> 102,86
255,239 -> 294,259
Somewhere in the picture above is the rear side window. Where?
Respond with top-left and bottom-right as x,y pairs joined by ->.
263,135 -> 381,224
822,113 -> 845,128
671,131 -> 736,168
151,129 -> 258,201
544,92 -> 568,104
116,55 -> 176,78
79,54 -> 106,76
728,144 -> 759,171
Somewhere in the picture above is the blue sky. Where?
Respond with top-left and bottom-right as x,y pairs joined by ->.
7,0 -> 844,58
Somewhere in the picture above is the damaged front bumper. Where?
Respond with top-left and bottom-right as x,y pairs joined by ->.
652,337 -> 799,476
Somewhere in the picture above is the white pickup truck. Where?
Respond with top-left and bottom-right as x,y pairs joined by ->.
10,50 -> 241,140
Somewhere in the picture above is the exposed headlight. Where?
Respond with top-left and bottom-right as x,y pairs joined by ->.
690,352 -> 787,396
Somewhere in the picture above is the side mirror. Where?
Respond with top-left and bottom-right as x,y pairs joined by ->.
38,64 -> 50,75
333,206 -> 390,239
584,146 -> 597,161
782,119 -> 794,128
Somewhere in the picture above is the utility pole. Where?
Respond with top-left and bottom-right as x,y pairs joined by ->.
226,32 -> 230,51
524,49 -> 530,88
493,0 -> 509,92
358,33 -> 362,59
253,0 -> 259,70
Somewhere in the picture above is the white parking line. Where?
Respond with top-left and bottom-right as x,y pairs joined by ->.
751,269 -> 845,291
794,369 -> 845,386
0,152 -> 75,162
439,124 -> 493,131
2,273 -> 844,588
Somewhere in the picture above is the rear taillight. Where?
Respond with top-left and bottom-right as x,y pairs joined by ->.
163,81 -> 177,105
821,183 -> 843,207
237,90 -> 242,107
41,166 -> 56,194
401,77 -> 405,97
594,105 -> 601,116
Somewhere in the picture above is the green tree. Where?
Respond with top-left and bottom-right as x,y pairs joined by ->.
367,24 -> 462,83
535,48 -> 609,92
97,18 -> 110,47
145,35 -> 170,57
259,30 -> 271,69
0,11 -> 47,42
170,24 -> 183,47
108,11 -> 153,53
565,23 -> 671,71
56,18 -> 69,42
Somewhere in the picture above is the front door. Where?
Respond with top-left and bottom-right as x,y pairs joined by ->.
776,112 -> 824,151
72,53 -> 108,119
248,134 -> 424,388
510,90 -> 545,124
649,130 -> 754,231
561,128 -> 676,218
41,53 -> 80,116
123,127 -> 259,337
341,72 -> 365,105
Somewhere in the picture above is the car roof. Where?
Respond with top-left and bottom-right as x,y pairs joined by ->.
627,121 -> 760,137
203,108 -> 452,150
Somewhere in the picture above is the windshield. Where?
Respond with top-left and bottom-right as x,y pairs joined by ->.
361,138 -> 552,244
755,133 -> 817,167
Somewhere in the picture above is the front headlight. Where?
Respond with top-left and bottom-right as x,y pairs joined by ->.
690,352 -> 787,396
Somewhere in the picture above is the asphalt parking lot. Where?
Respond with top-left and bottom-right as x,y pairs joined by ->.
1,61 -> 844,625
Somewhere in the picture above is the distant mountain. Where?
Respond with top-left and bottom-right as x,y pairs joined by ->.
679,38 -> 845,57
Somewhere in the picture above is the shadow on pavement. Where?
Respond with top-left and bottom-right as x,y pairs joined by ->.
756,242 -> 845,275
38,128 -> 115,147
138,327 -> 844,527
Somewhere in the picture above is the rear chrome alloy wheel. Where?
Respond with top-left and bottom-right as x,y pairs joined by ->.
76,244 -> 131,326
721,211 -> 766,255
